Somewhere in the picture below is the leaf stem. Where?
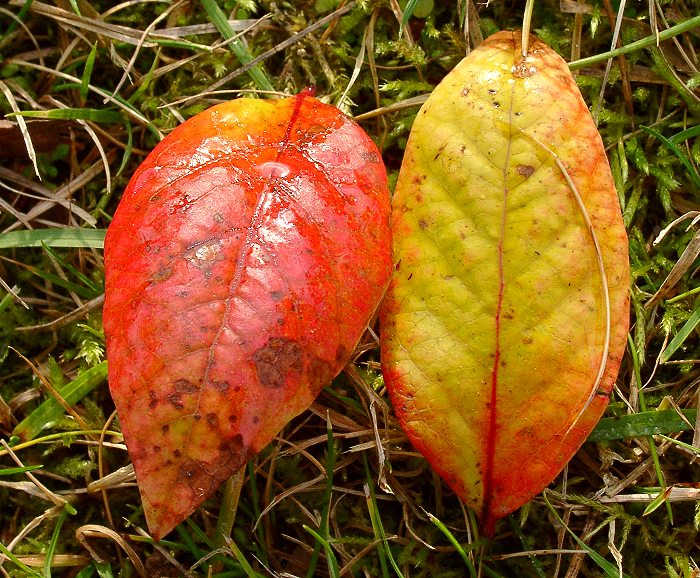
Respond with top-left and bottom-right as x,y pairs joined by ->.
521,0 -> 536,56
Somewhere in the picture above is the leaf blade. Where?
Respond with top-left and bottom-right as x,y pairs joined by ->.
103,93 -> 391,539
380,31 -> 630,533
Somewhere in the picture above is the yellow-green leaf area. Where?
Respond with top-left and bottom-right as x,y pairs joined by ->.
381,31 -> 629,532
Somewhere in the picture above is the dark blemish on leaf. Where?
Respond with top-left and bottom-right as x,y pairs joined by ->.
517,165 -> 535,177
178,459 -> 199,482
309,356 -> 333,386
213,212 -> 224,223
174,378 -> 199,393
228,414 -> 238,423
252,337 -> 303,389
209,379 -> 230,392
233,385 -> 241,392
174,449 -> 182,457
206,413 -> 219,426
361,151 -> 380,163
407,273 -> 413,280
271,291 -> 284,301
335,344 -> 349,365
148,390 -> 158,409
493,101 -> 500,108
523,336 -> 534,345
488,88 -> 497,94
162,424 -> 169,433
418,218 -> 428,230
252,416 -> 260,424
193,413 -> 202,421
150,265 -> 173,283
461,87 -> 469,96
167,392 -> 184,409
177,290 -> 190,298
154,445 -> 161,452
219,433 -> 244,456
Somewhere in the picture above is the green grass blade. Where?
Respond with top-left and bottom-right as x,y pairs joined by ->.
13,361 -> 108,441
200,0 -> 274,92
569,14 -> 700,70
303,526 -> 340,578
588,409 -> 697,441
306,415 -> 336,578
0,464 -> 43,476
17,264 -> 99,299
81,43 -> 98,104
399,0 -> 420,35
7,108 -> 123,123
660,305 -> 700,363
223,536 -> 266,578
43,508 -> 69,578
425,510 -> 478,577
0,229 -> 106,249
543,493 -> 630,578
93,561 -> 114,578
0,541 -> 42,577
668,125 -> 700,145
363,454 -> 403,578
640,125 -> 700,190
40,242 -> 102,294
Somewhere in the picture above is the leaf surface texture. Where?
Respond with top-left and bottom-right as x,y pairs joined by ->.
380,31 -> 630,533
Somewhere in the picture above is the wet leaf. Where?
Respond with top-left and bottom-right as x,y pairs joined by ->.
103,91 -> 392,539
380,31 -> 630,534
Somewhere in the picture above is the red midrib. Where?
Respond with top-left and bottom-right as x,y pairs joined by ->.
481,90 -> 514,535
186,90 -> 312,446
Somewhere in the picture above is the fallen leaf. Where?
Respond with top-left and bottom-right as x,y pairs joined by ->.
380,31 -> 630,534
103,91 -> 392,539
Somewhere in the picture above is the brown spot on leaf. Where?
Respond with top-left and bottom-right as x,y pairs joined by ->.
309,356 -> 333,386
174,449 -> 181,457
167,392 -> 184,409
252,337 -> 303,389
174,379 -> 199,393
148,390 -> 158,409
461,87 -> 469,96
271,291 -> 284,301
418,218 -> 429,230
206,413 -> 219,426
150,266 -> 173,284
517,164 -> 535,177
209,379 -> 230,392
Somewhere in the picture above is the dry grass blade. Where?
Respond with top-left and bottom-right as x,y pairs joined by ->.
648,229 -> 700,307
0,80 -> 39,178
75,525 -> 147,577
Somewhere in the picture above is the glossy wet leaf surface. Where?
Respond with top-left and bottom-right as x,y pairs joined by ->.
380,31 -> 630,533
103,92 -> 392,540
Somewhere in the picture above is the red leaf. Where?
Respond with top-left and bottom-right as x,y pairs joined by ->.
103,92 -> 392,539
